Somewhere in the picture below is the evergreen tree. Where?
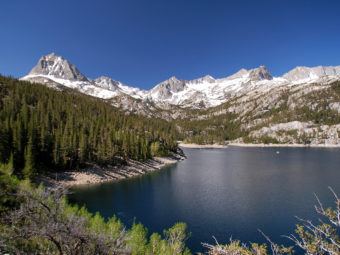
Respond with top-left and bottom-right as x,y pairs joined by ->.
0,153 -> 14,175
23,140 -> 35,179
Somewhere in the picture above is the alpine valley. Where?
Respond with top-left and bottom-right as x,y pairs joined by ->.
22,53 -> 340,145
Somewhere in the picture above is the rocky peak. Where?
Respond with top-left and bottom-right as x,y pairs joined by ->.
248,66 -> 273,81
283,66 -> 340,81
190,75 -> 215,84
94,76 -> 120,91
153,76 -> 185,92
149,76 -> 187,100
165,76 -> 181,84
28,53 -> 88,81
225,66 -> 272,81
225,69 -> 249,80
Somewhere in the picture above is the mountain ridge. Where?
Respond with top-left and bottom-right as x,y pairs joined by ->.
21,53 -> 340,110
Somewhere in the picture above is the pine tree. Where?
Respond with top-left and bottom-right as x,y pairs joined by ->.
0,153 -> 14,175
23,140 -> 35,179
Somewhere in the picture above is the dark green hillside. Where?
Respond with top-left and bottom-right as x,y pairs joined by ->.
175,111 -> 245,144
0,76 -> 179,179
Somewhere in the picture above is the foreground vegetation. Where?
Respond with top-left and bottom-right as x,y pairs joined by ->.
0,172 -> 191,255
1,170 -> 339,254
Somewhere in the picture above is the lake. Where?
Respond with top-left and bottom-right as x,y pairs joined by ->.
69,147 -> 340,252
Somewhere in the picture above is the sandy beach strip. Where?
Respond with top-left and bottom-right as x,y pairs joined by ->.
179,142 -> 340,148
39,156 -> 183,188
227,142 -> 340,148
178,143 -> 228,149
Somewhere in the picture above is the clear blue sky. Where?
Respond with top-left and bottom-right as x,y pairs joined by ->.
1,0 -> 340,89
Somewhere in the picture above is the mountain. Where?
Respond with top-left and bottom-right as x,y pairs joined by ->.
23,54 -> 146,105
21,53 -> 340,110
28,53 -> 88,81
282,66 -> 340,82
20,53 -> 340,145
93,76 -> 120,91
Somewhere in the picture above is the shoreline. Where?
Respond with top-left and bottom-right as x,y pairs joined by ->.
178,143 -> 228,149
39,155 -> 184,188
179,142 -> 340,148
228,142 -> 340,148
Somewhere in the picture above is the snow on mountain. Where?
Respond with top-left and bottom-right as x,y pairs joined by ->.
116,82 -> 147,99
190,75 -> 215,84
145,66 -> 278,108
28,53 -> 88,81
94,76 -> 120,91
219,66 -> 272,82
148,76 -> 187,105
283,66 -> 340,83
22,54 -> 146,100
93,76 -> 147,99
21,53 -> 340,110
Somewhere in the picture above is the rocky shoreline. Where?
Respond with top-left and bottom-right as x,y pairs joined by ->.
179,142 -> 340,149
39,155 -> 185,188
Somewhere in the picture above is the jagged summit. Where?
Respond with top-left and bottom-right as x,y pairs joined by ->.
28,53 -> 88,81
224,66 -> 272,81
161,76 -> 181,84
283,66 -> 340,81
149,76 -> 187,101
94,76 -> 120,91
225,68 -> 249,80
190,75 -> 215,84
248,65 -> 273,81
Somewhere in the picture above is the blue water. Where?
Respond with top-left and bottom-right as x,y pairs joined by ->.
69,147 -> 340,252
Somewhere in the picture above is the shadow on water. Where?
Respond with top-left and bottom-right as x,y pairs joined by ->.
69,147 -> 340,252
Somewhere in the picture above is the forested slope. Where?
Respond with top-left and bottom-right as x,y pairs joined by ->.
0,76 -> 179,179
